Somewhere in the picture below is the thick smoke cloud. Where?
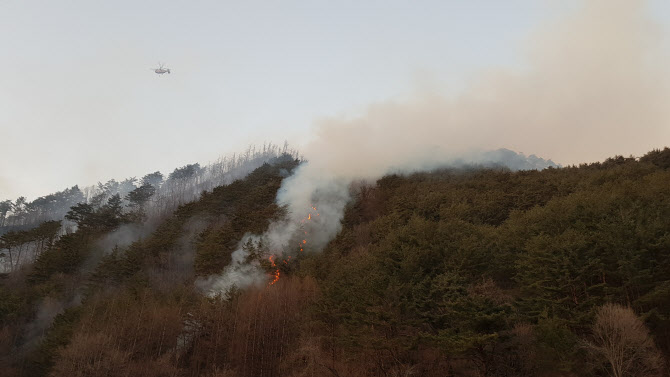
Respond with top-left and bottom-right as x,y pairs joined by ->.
199,0 -> 670,296
284,0 -> 669,236
306,1 -> 668,172
277,0 -> 669,225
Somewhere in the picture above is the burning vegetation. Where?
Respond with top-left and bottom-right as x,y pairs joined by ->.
264,205 -> 320,286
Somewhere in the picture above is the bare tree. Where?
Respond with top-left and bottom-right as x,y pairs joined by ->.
585,303 -> 662,377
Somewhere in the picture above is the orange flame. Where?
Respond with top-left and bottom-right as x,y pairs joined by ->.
268,206 -> 319,287
268,255 -> 280,286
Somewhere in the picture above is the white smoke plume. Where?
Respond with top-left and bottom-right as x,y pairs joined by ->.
199,0 -> 670,296
196,234 -> 268,296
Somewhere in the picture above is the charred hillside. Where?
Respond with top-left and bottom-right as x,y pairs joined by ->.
1,148 -> 670,377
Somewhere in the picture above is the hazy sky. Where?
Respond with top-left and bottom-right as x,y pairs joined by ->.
1,0 -> 669,200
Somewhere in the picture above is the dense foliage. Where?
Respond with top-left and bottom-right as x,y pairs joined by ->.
1,148 -> 669,377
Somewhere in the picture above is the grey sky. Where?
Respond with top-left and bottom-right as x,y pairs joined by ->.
1,0 -> 669,200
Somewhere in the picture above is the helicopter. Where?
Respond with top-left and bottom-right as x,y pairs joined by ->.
152,62 -> 171,75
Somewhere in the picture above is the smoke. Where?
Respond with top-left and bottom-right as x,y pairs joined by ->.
309,1 -> 667,169
20,294 -> 82,351
196,234 -> 267,296
284,0 -> 669,218
169,217 -> 209,276
199,0 -> 670,296
97,224 -> 153,255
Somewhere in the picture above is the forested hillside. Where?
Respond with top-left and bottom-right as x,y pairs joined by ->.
0,143 -> 300,273
1,148 -> 670,377
0,143 -> 299,235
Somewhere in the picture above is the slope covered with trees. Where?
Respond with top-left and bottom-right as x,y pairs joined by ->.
1,148 -> 669,377
0,142 -> 300,236
0,143 -> 301,273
